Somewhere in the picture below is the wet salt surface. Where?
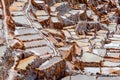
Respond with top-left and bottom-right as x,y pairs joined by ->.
97,77 -> 120,80
104,43 -> 120,49
13,16 -> 29,25
24,40 -> 47,48
0,9 -> 2,15
15,28 -> 37,35
62,74 -> 96,80
0,20 -> 3,29
103,61 -> 120,67
81,52 -> 103,62
93,49 -> 106,57
107,53 -> 120,58
51,17 -> 60,22
62,74 -> 120,80
84,67 -> 120,75
26,46 -> 53,55
0,46 -> 6,56
0,30 -> 3,38
32,22 -> 42,29
37,16 -> 49,21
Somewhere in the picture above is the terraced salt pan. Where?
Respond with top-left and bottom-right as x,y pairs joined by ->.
13,16 -> 29,25
0,9 -> 2,15
45,29 -> 62,36
69,10 -> 80,15
16,34 -> 43,41
97,30 -> 108,34
113,34 -> 120,38
62,74 -> 120,80
62,74 -> 96,80
37,16 -> 49,21
104,43 -> 120,49
51,17 -> 60,23
34,0 -> 44,4
82,46 -> 89,52
79,39 -> 89,43
24,40 -> 47,48
103,61 -> 120,67
62,30 -> 72,39
109,37 -> 120,41
15,28 -> 37,35
27,46 -> 53,55
0,29 -> 3,38
36,10 -> 48,16
0,20 -> 3,29
81,52 -> 103,62
108,23 -> 117,33
111,41 -> 120,44
0,46 -> 6,56
71,34 -> 79,39
32,22 -> 42,29
93,49 -> 106,57
71,40 -> 89,47
98,77 -> 120,80
84,67 -> 120,75
107,53 -> 120,58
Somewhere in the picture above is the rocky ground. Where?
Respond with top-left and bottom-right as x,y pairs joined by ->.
0,0 -> 120,80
